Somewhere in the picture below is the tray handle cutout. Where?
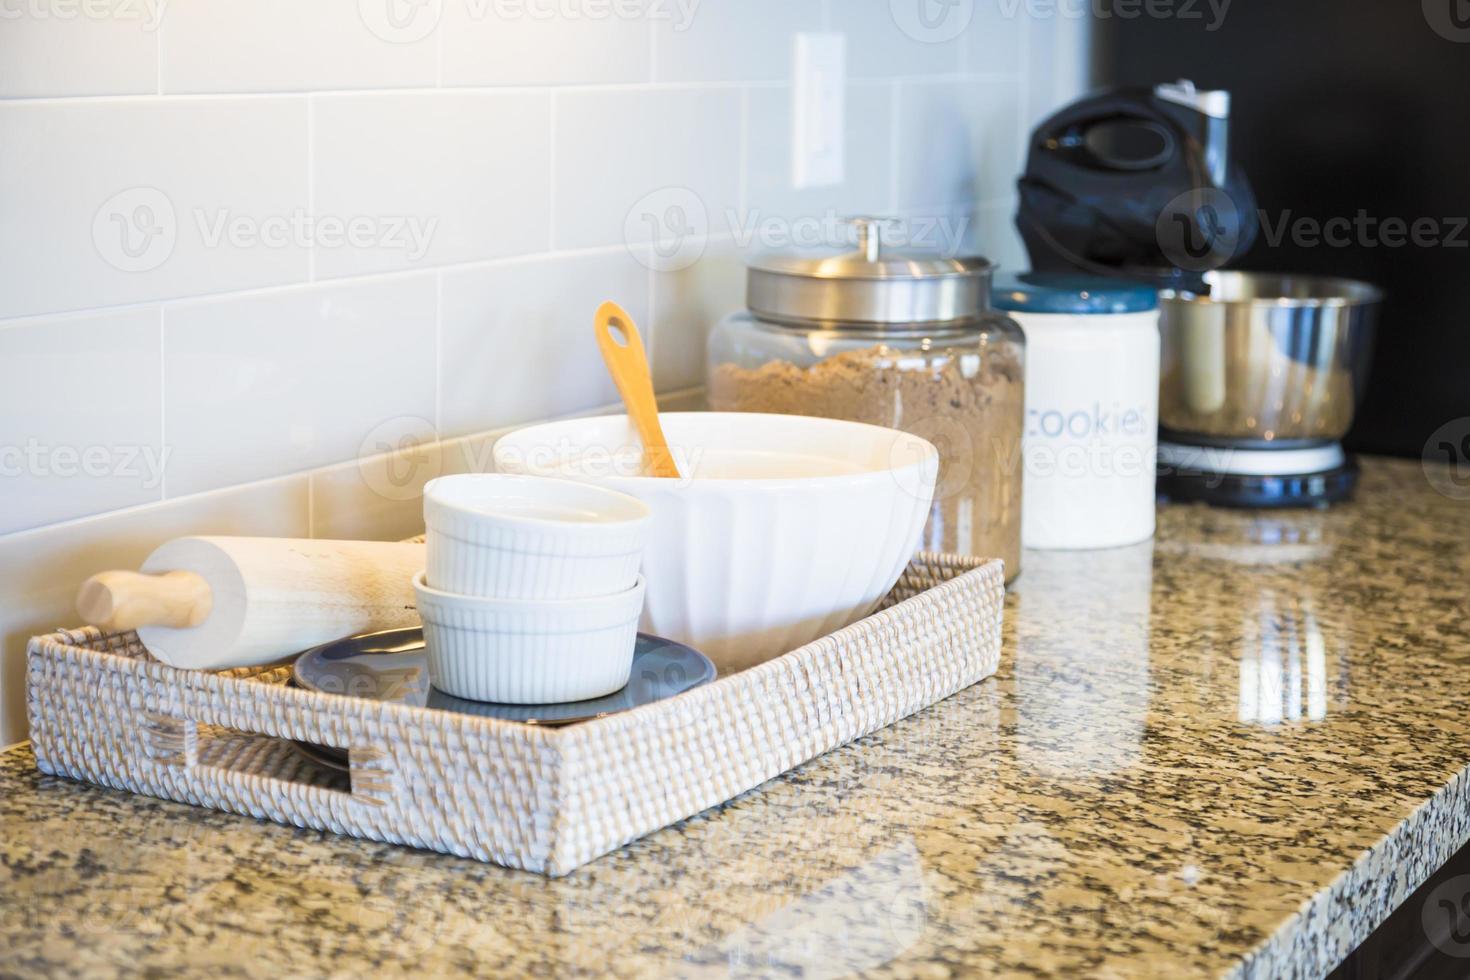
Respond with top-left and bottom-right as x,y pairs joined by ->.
142,710 -> 394,807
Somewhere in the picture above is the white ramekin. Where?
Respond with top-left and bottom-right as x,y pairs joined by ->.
412,571 -> 644,704
423,473 -> 649,599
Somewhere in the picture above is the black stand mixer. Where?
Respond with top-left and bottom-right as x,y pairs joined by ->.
1016,80 -> 1381,508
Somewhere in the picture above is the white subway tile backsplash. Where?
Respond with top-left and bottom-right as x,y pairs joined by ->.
310,450 -> 429,543
312,92 -> 553,278
650,239 -> 743,392
0,474 -> 309,745
744,82 -> 893,223
440,0 -> 651,86
554,88 -> 742,250
830,1 -> 965,79
966,0 -> 1028,75
438,249 -> 648,437
1026,12 -> 1091,127
0,0 -> 1077,742
0,99 -> 310,319
0,7 -> 158,98
161,0 -> 437,93
893,78 -> 1021,211
163,275 -> 438,496
310,429 -> 500,542
0,308 -> 163,534
974,199 -> 1028,272
652,0 -> 821,82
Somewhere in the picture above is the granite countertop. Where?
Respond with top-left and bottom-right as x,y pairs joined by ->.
4,456 -> 1470,978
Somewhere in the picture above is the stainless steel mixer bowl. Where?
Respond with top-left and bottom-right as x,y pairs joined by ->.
1158,271 -> 1381,445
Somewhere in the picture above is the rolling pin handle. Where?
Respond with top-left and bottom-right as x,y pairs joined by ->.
76,570 -> 214,632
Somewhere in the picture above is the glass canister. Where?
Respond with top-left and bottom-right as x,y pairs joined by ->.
707,219 -> 1027,583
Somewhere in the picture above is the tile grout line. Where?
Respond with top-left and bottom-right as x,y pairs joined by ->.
158,307 -> 167,500
957,14 -> 969,74
547,91 -> 558,250
887,80 -> 901,212
307,95 -> 316,282
40,211 -> 746,327
644,260 -> 658,390
0,386 -> 713,544
647,7 -> 658,82
3,223 -> 748,331
434,270 -> 443,435
737,86 -> 750,217
435,11 -> 444,88
1019,9 -> 1033,145
0,243 -> 652,329
0,76 -> 1012,107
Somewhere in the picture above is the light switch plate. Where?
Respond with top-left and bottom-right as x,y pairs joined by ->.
792,33 -> 846,190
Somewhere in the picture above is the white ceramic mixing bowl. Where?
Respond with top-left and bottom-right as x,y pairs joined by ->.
492,412 -> 938,672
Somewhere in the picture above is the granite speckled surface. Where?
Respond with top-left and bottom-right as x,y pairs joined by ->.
3,456 -> 1470,979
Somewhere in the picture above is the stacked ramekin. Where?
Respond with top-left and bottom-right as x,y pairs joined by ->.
413,474 -> 650,704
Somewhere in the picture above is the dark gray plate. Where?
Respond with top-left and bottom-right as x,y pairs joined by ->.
291,628 -> 716,764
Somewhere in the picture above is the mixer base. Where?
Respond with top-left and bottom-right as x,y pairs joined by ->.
1156,442 -> 1359,508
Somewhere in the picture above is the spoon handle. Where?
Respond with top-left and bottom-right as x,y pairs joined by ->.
593,301 -> 681,479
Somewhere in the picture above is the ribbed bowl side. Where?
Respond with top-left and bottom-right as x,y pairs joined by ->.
425,531 -> 643,599
422,620 -> 638,704
635,469 -> 936,673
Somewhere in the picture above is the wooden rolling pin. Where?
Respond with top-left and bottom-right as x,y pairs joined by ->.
77,537 -> 424,671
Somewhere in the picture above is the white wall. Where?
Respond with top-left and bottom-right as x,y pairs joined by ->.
0,0 -> 1091,743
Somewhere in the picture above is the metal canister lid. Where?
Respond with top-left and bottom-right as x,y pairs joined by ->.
746,218 -> 993,328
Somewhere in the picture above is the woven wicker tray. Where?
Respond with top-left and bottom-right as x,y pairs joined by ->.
26,553 -> 1003,877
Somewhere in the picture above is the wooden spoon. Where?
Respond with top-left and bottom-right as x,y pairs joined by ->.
593,300 -> 681,479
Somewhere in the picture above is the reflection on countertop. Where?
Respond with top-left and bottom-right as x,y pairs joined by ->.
3,457 -> 1470,979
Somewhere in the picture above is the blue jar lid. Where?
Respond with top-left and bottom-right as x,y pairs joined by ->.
991,272 -> 1158,315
